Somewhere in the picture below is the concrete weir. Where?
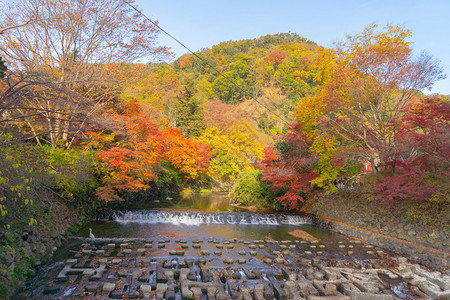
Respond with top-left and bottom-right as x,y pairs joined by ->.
18,236 -> 450,299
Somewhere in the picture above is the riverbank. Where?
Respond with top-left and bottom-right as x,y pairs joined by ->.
0,197 -> 102,298
307,190 -> 449,272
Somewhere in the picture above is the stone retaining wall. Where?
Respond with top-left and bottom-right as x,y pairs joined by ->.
307,191 -> 449,272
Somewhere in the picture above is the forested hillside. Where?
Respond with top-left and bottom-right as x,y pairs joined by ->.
111,33 -> 332,189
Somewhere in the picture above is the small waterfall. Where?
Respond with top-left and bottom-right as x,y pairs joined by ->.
97,210 -> 311,226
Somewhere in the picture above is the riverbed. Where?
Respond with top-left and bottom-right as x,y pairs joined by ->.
17,192 -> 450,299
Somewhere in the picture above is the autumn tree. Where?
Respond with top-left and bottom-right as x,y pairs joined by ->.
198,122 -> 268,185
374,97 -> 449,207
295,24 -> 445,174
93,99 -> 210,202
0,0 -> 171,148
261,123 -> 318,210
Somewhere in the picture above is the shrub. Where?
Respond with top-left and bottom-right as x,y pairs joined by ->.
229,170 -> 280,209
0,139 -> 100,298
230,171 -> 261,206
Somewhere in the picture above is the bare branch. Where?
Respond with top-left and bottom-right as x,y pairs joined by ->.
0,20 -> 32,35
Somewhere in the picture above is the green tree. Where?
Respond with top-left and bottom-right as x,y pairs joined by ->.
213,70 -> 247,104
175,81 -> 205,137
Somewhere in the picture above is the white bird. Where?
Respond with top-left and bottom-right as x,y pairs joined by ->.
89,228 -> 95,243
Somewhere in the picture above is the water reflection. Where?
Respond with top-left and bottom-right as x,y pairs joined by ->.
170,191 -> 240,212
79,222 -> 329,241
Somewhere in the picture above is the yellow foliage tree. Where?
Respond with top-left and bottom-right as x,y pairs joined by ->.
198,122 -> 268,183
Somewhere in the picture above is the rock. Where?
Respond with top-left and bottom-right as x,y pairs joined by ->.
132,270 -> 143,278
254,284 -> 264,300
191,287 -> 202,299
274,257 -> 284,264
103,283 -> 116,292
288,229 -> 318,242
140,284 -> 152,294
224,258 -> 234,264
156,283 -> 167,299
325,283 -> 337,295
198,258 -> 206,264
207,286 -> 217,299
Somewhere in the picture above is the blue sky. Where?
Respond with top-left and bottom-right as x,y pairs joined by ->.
135,0 -> 449,95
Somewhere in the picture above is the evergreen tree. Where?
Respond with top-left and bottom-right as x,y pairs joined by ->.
175,81 -> 205,137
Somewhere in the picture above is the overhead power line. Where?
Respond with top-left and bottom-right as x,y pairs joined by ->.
122,0 -> 290,126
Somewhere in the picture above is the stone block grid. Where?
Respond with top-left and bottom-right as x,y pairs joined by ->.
20,237 -> 450,299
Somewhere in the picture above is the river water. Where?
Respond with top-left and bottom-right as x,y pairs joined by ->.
78,192 -> 333,242
76,191 -> 385,260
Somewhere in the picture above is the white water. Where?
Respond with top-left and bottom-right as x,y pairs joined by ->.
103,210 -> 311,226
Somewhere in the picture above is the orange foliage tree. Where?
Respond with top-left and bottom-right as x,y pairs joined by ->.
92,99 -> 210,202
